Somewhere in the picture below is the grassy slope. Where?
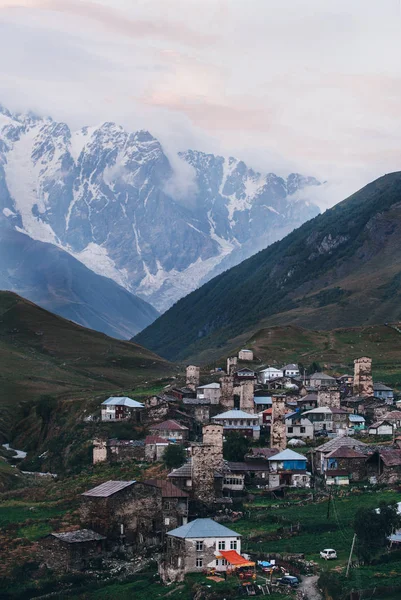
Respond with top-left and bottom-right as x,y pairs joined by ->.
135,172 -> 401,362
200,323 -> 401,387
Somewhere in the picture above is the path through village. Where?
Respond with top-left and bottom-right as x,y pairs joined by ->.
298,575 -> 323,600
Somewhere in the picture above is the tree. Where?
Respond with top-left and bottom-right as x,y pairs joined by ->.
223,432 -> 250,462
354,502 -> 400,564
163,444 -> 186,469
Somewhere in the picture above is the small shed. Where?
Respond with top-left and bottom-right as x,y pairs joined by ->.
40,529 -> 106,572
368,420 -> 394,436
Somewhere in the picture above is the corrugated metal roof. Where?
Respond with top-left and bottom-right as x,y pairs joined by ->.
268,449 -> 306,461
197,383 -> 220,389
348,414 -> 365,422
150,420 -> 189,431
310,372 -> 336,380
144,478 -> 189,498
168,462 -> 192,478
317,436 -> 367,453
326,447 -> 365,459
51,529 -> 106,542
101,397 -> 144,408
254,397 -> 272,404
82,480 -> 136,497
167,518 -> 240,539
212,409 -> 258,420
374,383 -> 393,391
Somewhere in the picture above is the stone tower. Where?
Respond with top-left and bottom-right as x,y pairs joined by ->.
239,380 -> 255,413
186,365 -> 200,391
270,395 -> 287,451
191,424 -> 224,504
227,356 -> 238,375
317,387 -> 340,409
93,438 -> 108,464
220,375 -> 235,409
353,357 -> 373,397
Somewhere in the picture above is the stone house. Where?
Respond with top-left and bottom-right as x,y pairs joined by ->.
79,481 -> 162,551
383,411 -> 401,428
167,462 -> 194,493
224,461 -> 272,490
302,407 -> 334,432
297,393 -> 318,411
196,382 -> 221,404
144,435 -> 170,461
160,518 -> 242,582
39,529 -> 106,573
101,397 -> 144,421
313,436 -> 368,475
149,420 -> 189,443
368,420 -> 394,436
92,438 -> 145,464
144,479 -> 189,530
211,409 -> 260,439
309,373 -> 337,389
186,365 -> 200,391
324,446 -> 367,482
183,399 -> 211,424
239,349 -> 254,361
366,449 -> 401,483
373,383 -> 394,403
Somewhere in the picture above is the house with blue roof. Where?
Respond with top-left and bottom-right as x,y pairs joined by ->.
267,449 -> 311,488
160,518 -> 245,582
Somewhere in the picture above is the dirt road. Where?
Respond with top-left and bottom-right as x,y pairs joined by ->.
298,575 -> 323,600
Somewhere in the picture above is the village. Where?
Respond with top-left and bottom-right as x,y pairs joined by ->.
31,350 -> 401,598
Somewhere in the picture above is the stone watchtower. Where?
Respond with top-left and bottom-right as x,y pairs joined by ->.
93,438 -> 108,464
270,395 -> 287,451
226,356 -> 238,375
220,375 -> 235,409
191,425 -> 224,504
239,380 -> 255,413
353,357 -> 373,397
186,365 -> 200,391
317,387 -> 340,409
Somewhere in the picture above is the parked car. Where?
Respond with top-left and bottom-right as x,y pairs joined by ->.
315,430 -> 328,437
320,548 -> 337,560
277,575 -> 299,588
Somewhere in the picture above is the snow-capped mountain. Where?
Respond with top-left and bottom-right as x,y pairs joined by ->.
0,105 -> 321,312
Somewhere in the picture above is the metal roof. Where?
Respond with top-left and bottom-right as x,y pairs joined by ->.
149,420 -> 189,431
317,436 -> 367,453
348,414 -> 365,422
144,479 -> 189,498
168,462 -> 192,478
254,397 -> 272,404
373,383 -> 393,391
167,518 -> 240,539
197,383 -> 220,389
310,373 -> 336,380
101,397 -> 144,408
212,409 -> 259,420
282,364 -> 299,370
82,480 -> 136,497
267,449 -> 306,461
51,529 -> 106,543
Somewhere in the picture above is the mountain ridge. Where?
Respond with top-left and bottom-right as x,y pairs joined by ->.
0,104 -> 321,311
134,172 -> 401,361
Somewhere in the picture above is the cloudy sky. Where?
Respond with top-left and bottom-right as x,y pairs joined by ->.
1,0 -> 401,207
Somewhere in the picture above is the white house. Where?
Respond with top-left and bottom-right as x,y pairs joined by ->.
258,367 -> 283,384
100,397 -> 144,421
309,373 -> 337,388
368,420 -> 394,436
301,406 -> 334,432
212,409 -> 260,440
160,518 -> 251,582
282,363 -> 300,377
286,416 -> 314,440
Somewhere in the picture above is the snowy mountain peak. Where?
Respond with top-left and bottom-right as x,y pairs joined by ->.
0,105 -> 321,311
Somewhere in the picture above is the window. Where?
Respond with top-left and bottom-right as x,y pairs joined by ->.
196,558 -> 203,568
230,540 -> 237,550
164,501 -> 170,510
300,427 -> 306,433
120,524 -> 124,535
288,427 -> 293,433
178,557 -> 182,567
164,517 -> 170,525
218,541 -> 225,551
196,541 -> 204,551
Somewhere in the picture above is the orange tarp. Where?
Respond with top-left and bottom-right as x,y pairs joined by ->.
219,550 -> 255,567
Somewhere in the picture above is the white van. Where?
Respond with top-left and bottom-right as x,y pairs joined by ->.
320,549 -> 337,560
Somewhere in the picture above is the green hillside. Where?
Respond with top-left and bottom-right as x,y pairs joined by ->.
135,172 -> 401,361
0,292 -> 172,440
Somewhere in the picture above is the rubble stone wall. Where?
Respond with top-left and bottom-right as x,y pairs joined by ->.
271,395 -> 287,451
353,357 -> 373,397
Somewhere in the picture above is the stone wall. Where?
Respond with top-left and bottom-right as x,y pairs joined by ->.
186,365 -> 200,391
239,349 -> 254,361
39,537 -> 105,573
191,425 -> 224,504
353,357 -> 373,397
227,356 -> 238,375
270,395 -> 287,451
317,387 -> 340,409
93,439 -> 107,464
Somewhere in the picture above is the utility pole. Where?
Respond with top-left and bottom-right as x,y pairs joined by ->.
346,534 -> 357,577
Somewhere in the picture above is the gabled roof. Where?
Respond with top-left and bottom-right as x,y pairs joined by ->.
197,383 -> 220,389
168,462 -> 192,478
317,436 -> 367,453
167,518 -> 240,539
282,364 -> 299,370
369,420 -> 393,429
348,414 -> 365,422
149,420 -> 189,431
378,450 -> 401,466
101,396 -> 144,408
246,447 -> 279,459
303,406 -> 333,415
298,394 -> 318,402
384,411 -> 401,420
259,367 -> 283,373
373,383 -> 393,391
254,397 -> 272,405
82,480 -> 136,497
144,435 -> 169,445
310,372 -> 336,380
212,409 -> 258,420
50,529 -> 106,543
144,479 -> 188,498
267,449 -> 306,461
326,447 -> 366,459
